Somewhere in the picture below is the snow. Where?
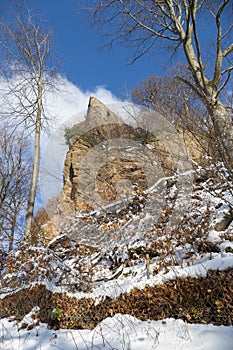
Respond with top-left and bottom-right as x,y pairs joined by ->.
1,251 -> 232,350
1,163 -> 232,349
50,253 -> 233,302
0,314 -> 232,350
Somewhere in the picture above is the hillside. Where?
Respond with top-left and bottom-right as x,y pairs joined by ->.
0,97 -> 233,349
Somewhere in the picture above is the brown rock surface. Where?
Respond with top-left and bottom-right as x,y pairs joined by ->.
33,97 -> 206,244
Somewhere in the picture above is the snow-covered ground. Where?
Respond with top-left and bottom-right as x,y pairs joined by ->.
1,165 -> 232,349
1,313 -> 233,350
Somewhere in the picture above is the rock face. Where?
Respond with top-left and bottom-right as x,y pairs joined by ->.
34,97 -> 206,245
62,97 -> 160,213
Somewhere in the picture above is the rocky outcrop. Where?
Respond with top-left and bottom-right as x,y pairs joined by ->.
63,97 -> 158,212
34,97 -> 206,245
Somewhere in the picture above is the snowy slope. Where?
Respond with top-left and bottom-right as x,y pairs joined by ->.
0,165 -> 233,349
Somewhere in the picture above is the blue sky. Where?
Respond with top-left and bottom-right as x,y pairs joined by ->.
24,0 -> 166,97
1,1 -> 232,99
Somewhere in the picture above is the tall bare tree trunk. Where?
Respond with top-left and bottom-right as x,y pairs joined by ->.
24,77 -> 43,238
0,4 -> 56,240
210,101 -> 233,163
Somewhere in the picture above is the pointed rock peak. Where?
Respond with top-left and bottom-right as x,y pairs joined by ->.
88,96 -> 104,108
85,96 -> 123,129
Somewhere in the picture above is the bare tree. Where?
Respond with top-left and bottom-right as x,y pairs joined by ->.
131,73 -> 233,209
90,0 -> 233,156
132,73 -> 220,163
0,3 -> 58,238
132,71 -> 206,126
0,127 -> 30,252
